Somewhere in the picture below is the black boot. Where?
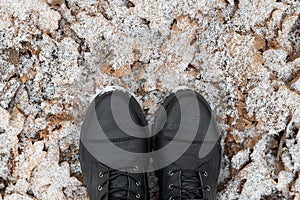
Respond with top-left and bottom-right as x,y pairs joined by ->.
153,89 -> 221,200
80,89 -> 150,200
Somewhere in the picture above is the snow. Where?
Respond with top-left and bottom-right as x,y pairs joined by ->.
0,0 -> 299,199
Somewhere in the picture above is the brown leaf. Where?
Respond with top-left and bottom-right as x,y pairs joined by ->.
114,64 -> 131,78
253,33 -> 266,50
47,113 -> 74,127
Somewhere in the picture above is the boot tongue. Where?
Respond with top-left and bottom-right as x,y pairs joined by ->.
181,171 -> 203,199
109,171 -> 128,198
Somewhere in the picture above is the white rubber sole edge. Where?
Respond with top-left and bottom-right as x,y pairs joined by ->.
90,85 -> 139,104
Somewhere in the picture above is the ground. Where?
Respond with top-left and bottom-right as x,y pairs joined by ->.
0,0 -> 300,199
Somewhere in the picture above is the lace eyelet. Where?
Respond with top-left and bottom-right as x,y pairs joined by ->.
168,184 -> 174,189
98,171 -> 103,178
168,170 -> 174,176
136,181 -> 141,186
206,185 -> 210,191
97,185 -> 103,191
136,193 -> 141,199
169,197 -> 174,200
203,171 -> 208,177
133,166 -> 139,172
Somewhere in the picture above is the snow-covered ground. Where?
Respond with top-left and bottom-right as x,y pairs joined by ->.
0,0 -> 300,199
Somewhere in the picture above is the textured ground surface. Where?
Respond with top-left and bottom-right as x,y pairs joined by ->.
0,0 -> 300,199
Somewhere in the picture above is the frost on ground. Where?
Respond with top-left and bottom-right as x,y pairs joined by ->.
0,0 -> 299,199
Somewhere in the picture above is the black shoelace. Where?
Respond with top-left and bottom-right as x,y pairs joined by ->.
97,166 -> 143,200
168,167 -> 210,200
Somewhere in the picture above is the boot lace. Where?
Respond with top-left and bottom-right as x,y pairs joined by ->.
97,166 -> 143,200
168,166 -> 210,200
